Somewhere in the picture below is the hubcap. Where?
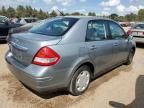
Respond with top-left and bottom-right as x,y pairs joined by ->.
76,71 -> 90,92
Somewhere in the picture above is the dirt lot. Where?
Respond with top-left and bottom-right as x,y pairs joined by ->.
0,42 -> 144,108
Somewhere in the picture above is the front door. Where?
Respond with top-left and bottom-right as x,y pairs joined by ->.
108,21 -> 129,63
86,20 -> 113,75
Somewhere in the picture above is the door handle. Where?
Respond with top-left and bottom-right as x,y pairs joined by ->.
90,45 -> 97,50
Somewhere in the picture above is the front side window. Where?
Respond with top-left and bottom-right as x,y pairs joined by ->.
30,18 -> 78,36
109,21 -> 125,39
86,21 -> 107,41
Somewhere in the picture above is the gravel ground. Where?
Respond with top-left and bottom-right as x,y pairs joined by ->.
0,42 -> 144,108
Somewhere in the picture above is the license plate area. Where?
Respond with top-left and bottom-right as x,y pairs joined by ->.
138,32 -> 144,36
132,32 -> 138,36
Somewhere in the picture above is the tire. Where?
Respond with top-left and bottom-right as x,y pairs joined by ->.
125,48 -> 135,65
69,65 -> 91,96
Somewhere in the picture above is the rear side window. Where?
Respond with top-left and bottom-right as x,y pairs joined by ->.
109,21 -> 125,39
30,18 -> 78,36
86,21 -> 107,41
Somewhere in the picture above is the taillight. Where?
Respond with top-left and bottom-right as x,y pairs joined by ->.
32,46 -> 60,66
127,30 -> 132,36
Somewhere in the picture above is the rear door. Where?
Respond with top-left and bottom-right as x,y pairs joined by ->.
108,21 -> 128,63
86,20 -> 114,75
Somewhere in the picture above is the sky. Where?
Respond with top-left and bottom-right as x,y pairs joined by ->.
1,0 -> 144,16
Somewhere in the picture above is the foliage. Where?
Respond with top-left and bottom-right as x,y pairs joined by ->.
109,13 -> 119,21
0,5 -> 144,22
138,9 -> 144,21
88,12 -> 96,16
0,5 -> 49,19
125,13 -> 137,21
109,9 -> 144,22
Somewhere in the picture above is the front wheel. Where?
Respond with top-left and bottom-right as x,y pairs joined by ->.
69,65 -> 91,96
125,48 -> 135,65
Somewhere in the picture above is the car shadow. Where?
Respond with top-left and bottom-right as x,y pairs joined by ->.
109,75 -> 144,108
136,43 -> 144,48
22,83 -> 69,99
33,90 -> 69,99
21,64 -> 133,100
0,40 -> 7,44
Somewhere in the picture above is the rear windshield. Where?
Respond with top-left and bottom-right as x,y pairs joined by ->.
30,18 -> 78,36
120,24 -> 127,27
134,24 -> 144,29
25,19 -> 38,23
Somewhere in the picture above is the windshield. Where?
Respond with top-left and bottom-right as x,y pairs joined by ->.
30,18 -> 78,36
0,16 -> 8,23
134,24 -> 144,29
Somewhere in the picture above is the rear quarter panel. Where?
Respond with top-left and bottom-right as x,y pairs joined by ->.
49,42 -> 93,87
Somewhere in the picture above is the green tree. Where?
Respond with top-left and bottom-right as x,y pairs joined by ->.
138,9 -> 144,21
125,13 -> 137,21
117,16 -> 125,22
109,13 -> 119,21
65,13 -> 70,16
16,5 -> 26,17
49,10 -> 57,17
1,6 -> 6,16
25,6 -> 33,17
32,8 -> 38,17
37,9 -> 48,19
71,12 -> 81,16
7,6 -> 16,17
88,12 -> 96,16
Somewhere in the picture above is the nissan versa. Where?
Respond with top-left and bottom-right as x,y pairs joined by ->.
5,16 -> 136,96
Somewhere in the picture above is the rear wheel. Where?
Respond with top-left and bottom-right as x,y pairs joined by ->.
125,48 -> 135,65
69,65 -> 91,96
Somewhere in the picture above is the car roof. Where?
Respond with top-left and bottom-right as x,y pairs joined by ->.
20,17 -> 38,19
0,15 -> 6,17
136,23 -> 144,25
56,16 -> 112,21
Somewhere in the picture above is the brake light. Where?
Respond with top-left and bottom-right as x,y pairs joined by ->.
127,30 -> 132,36
32,46 -> 60,66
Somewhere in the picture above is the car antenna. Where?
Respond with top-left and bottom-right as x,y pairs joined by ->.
57,9 -> 65,16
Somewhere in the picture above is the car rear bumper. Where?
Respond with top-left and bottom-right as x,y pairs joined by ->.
5,51 -> 68,93
133,37 -> 144,43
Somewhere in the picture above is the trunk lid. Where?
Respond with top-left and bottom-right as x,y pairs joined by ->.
8,32 -> 62,66
132,29 -> 144,37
